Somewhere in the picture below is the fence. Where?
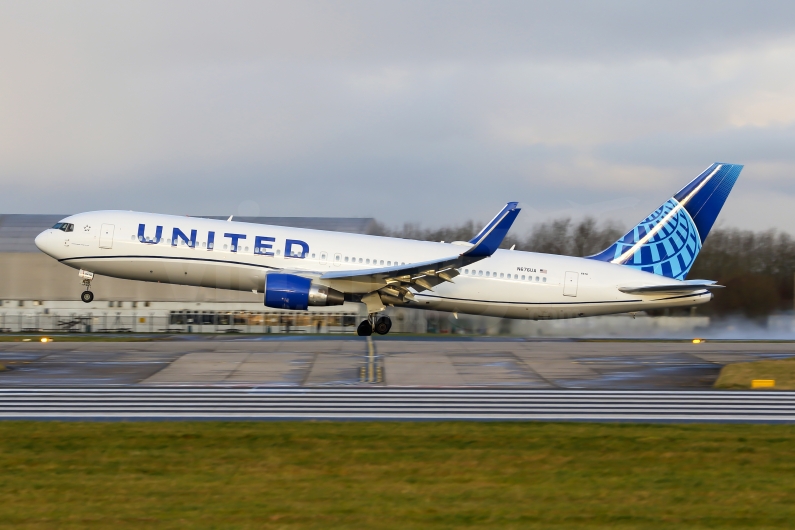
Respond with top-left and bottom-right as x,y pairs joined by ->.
0,310 -> 360,334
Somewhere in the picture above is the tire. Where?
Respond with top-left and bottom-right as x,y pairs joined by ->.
356,320 -> 373,336
81,291 -> 94,303
374,316 -> 392,335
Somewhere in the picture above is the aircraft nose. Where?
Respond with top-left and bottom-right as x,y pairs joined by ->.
34,230 -> 55,255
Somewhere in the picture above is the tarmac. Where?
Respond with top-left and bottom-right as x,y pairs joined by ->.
0,337 -> 793,389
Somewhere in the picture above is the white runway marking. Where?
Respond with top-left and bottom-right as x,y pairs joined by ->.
0,389 -> 793,422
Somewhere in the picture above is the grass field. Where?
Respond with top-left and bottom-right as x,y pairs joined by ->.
715,358 -> 795,389
0,422 -> 793,528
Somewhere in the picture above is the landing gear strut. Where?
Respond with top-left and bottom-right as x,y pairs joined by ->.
79,269 -> 95,304
357,315 -> 392,336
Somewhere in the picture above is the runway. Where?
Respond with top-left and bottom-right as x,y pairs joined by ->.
3,338 -> 793,388
0,388 -> 793,422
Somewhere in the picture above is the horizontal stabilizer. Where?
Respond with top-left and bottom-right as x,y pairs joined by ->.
619,280 -> 723,294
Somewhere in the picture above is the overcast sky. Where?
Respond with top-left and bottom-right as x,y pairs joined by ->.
2,1 -> 795,233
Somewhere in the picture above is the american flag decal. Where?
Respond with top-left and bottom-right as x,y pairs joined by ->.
540,269 -> 547,274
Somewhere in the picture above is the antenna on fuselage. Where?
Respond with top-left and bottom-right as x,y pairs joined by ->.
227,215 -> 234,222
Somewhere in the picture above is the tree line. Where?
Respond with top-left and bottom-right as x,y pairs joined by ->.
371,218 -> 795,318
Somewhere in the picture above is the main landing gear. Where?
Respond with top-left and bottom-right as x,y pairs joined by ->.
79,269 -> 95,304
357,315 -> 392,336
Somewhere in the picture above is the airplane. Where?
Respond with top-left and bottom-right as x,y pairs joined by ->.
35,162 -> 742,336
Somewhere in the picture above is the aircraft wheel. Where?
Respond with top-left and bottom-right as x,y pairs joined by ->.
356,320 -> 373,336
374,316 -> 392,335
81,290 -> 94,303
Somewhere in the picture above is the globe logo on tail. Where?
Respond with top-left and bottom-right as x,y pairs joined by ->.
610,199 -> 701,280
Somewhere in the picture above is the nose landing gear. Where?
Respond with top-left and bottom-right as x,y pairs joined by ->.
79,269 -> 95,304
357,315 -> 392,336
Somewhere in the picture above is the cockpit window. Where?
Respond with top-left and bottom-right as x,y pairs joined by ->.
52,223 -> 74,232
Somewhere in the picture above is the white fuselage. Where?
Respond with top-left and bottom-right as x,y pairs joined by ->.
34,211 -> 711,319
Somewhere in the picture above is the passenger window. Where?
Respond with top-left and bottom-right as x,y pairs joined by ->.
359,258 -> 363,263
131,235 -> 135,241
387,261 -> 391,266
478,270 -> 483,276
202,242 -> 206,248
223,244 -> 228,250
345,257 -> 349,262
311,253 -> 316,259
521,275 -> 525,280
276,249 -> 281,256
380,260 -> 384,265
543,277 -> 547,283
536,276 -> 539,282
366,259 -> 370,264
335,254 -> 340,261
499,273 -> 504,278
245,247 -> 249,252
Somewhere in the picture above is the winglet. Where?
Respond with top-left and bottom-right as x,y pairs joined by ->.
464,202 -> 521,258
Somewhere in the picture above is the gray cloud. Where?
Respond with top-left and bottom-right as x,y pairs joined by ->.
2,1 -> 795,233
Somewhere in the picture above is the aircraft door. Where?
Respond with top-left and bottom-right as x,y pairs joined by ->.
563,271 -> 578,297
99,224 -> 115,249
333,253 -> 342,267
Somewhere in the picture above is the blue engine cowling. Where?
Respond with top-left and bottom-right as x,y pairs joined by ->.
264,274 -> 345,310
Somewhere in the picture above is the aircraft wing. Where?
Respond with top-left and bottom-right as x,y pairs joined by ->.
319,202 -> 521,300
618,280 -> 723,294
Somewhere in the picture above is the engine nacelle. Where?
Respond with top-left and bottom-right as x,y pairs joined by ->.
263,273 -> 345,311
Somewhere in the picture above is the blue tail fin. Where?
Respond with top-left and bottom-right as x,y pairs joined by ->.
587,163 -> 743,280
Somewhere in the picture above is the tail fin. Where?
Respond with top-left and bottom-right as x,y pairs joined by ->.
587,163 -> 743,280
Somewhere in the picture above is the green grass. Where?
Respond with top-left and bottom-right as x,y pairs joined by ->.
715,358 -> 795,389
0,422 -> 793,528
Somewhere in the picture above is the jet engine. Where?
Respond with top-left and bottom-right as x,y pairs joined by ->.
263,273 -> 344,310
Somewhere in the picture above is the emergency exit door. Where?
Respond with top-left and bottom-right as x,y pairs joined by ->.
563,271 -> 578,297
99,224 -> 115,249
